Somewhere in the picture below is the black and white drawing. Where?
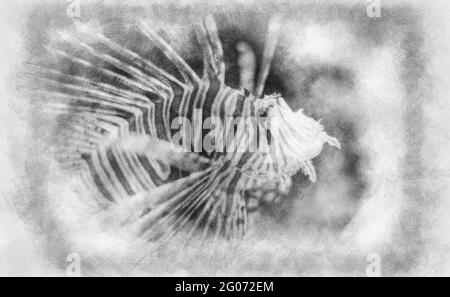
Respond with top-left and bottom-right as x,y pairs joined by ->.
1,0 -> 449,277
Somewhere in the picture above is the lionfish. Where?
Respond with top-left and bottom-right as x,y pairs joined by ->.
27,15 -> 340,244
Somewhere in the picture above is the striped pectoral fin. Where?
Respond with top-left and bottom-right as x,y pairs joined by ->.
133,168 -> 215,242
103,169 -> 211,235
111,133 -> 210,173
192,171 -> 249,241
129,164 -> 250,244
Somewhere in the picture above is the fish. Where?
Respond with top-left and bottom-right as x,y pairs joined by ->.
24,15 -> 340,244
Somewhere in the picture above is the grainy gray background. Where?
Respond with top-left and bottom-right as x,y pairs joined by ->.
0,0 -> 449,276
